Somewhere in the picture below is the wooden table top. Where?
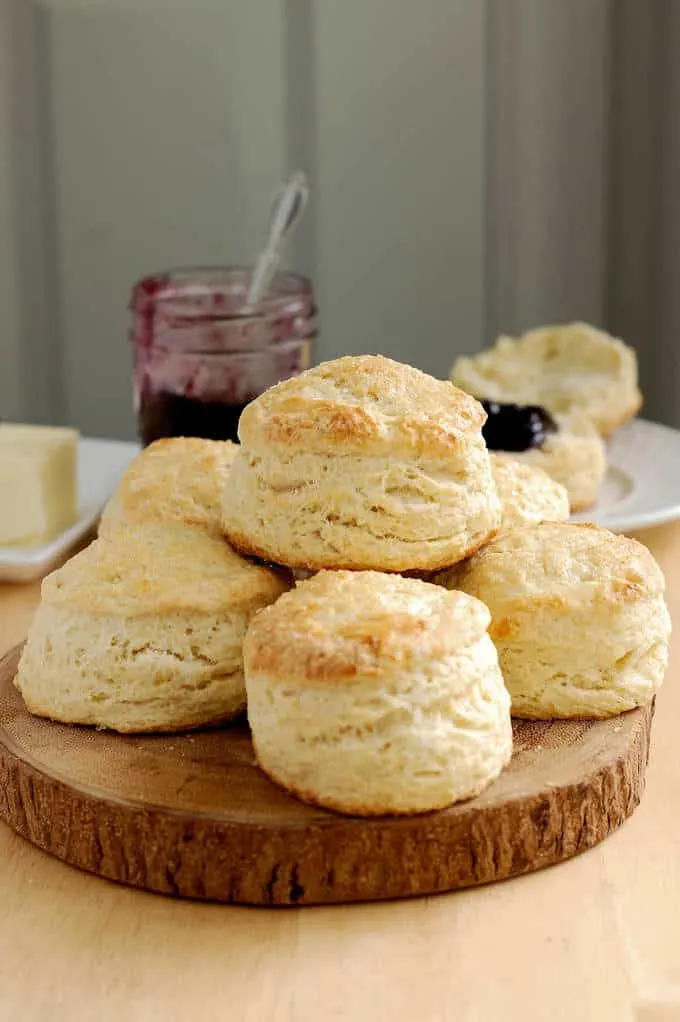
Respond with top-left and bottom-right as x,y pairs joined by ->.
0,525 -> 678,1022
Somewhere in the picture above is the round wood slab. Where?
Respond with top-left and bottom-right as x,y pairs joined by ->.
0,645 -> 653,906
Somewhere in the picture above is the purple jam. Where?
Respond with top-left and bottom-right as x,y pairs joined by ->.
137,392 -> 247,446
481,399 -> 558,452
130,268 -> 317,447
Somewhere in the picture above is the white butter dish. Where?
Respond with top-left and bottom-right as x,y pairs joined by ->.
0,436 -> 140,582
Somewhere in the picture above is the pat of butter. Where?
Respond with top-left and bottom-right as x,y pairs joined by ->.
0,423 -> 79,546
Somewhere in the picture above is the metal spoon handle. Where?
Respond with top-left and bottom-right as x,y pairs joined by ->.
246,171 -> 309,307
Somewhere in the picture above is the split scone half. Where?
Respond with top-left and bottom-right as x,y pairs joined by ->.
222,354 -> 501,573
450,322 -> 642,437
438,522 -> 670,718
491,415 -> 606,512
244,570 -> 512,816
15,522 -> 289,733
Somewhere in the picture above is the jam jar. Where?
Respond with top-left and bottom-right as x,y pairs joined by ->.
130,267 -> 317,446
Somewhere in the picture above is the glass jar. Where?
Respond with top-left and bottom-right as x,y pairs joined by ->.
130,266 -> 317,446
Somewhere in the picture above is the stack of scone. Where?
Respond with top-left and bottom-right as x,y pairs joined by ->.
220,356 -> 521,813
15,349 -> 670,821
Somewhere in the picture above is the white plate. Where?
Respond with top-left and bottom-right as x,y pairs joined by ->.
0,420 -> 675,581
571,418 -> 680,533
0,437 -> 140,583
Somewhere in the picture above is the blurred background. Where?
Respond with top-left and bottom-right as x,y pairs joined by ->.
0,0 -> 678,439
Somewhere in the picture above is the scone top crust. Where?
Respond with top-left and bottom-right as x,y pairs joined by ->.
42,523 -> 289,617
244,569 -> 490,683
101,437 -> 237,534
238,354 -> 486,458
449,522 -> 664,615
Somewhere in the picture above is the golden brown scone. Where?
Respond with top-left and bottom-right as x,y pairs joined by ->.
450,322 -> 642,437
221,355 -> 501,572
491,415 -> 606,512
99,437 -> 237,537
15,523 -> 290,733
437,522 -> 670,719
244,570 -> 512,816
490,455 -> 569,529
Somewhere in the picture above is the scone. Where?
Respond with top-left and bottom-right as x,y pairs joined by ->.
490,455 -> 569,529
492,414 -> 606,512
438,522 -> 670,719
450,322 -> 642,436
244,570 -> 512,816
99,436 -> 237,537
221,354 -> 501,572
15,523 -> 289,733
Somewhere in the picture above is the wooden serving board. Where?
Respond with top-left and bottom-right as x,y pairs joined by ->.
0,645 -> 653,906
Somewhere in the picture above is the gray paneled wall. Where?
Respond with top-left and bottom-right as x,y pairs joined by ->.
311,0 -> 486,375
0,0 -> 54,424
0,1 -> 678,436
486,0 -> 610,338
1,0 -> 487,439
607,0 -> 680,426
48,2 -> 288,438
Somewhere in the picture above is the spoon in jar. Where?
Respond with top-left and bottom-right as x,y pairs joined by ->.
245,171 -> 310,310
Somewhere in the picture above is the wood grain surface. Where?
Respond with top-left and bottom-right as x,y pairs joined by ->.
0,523 -> 678,1020
0,645 -> 653,906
